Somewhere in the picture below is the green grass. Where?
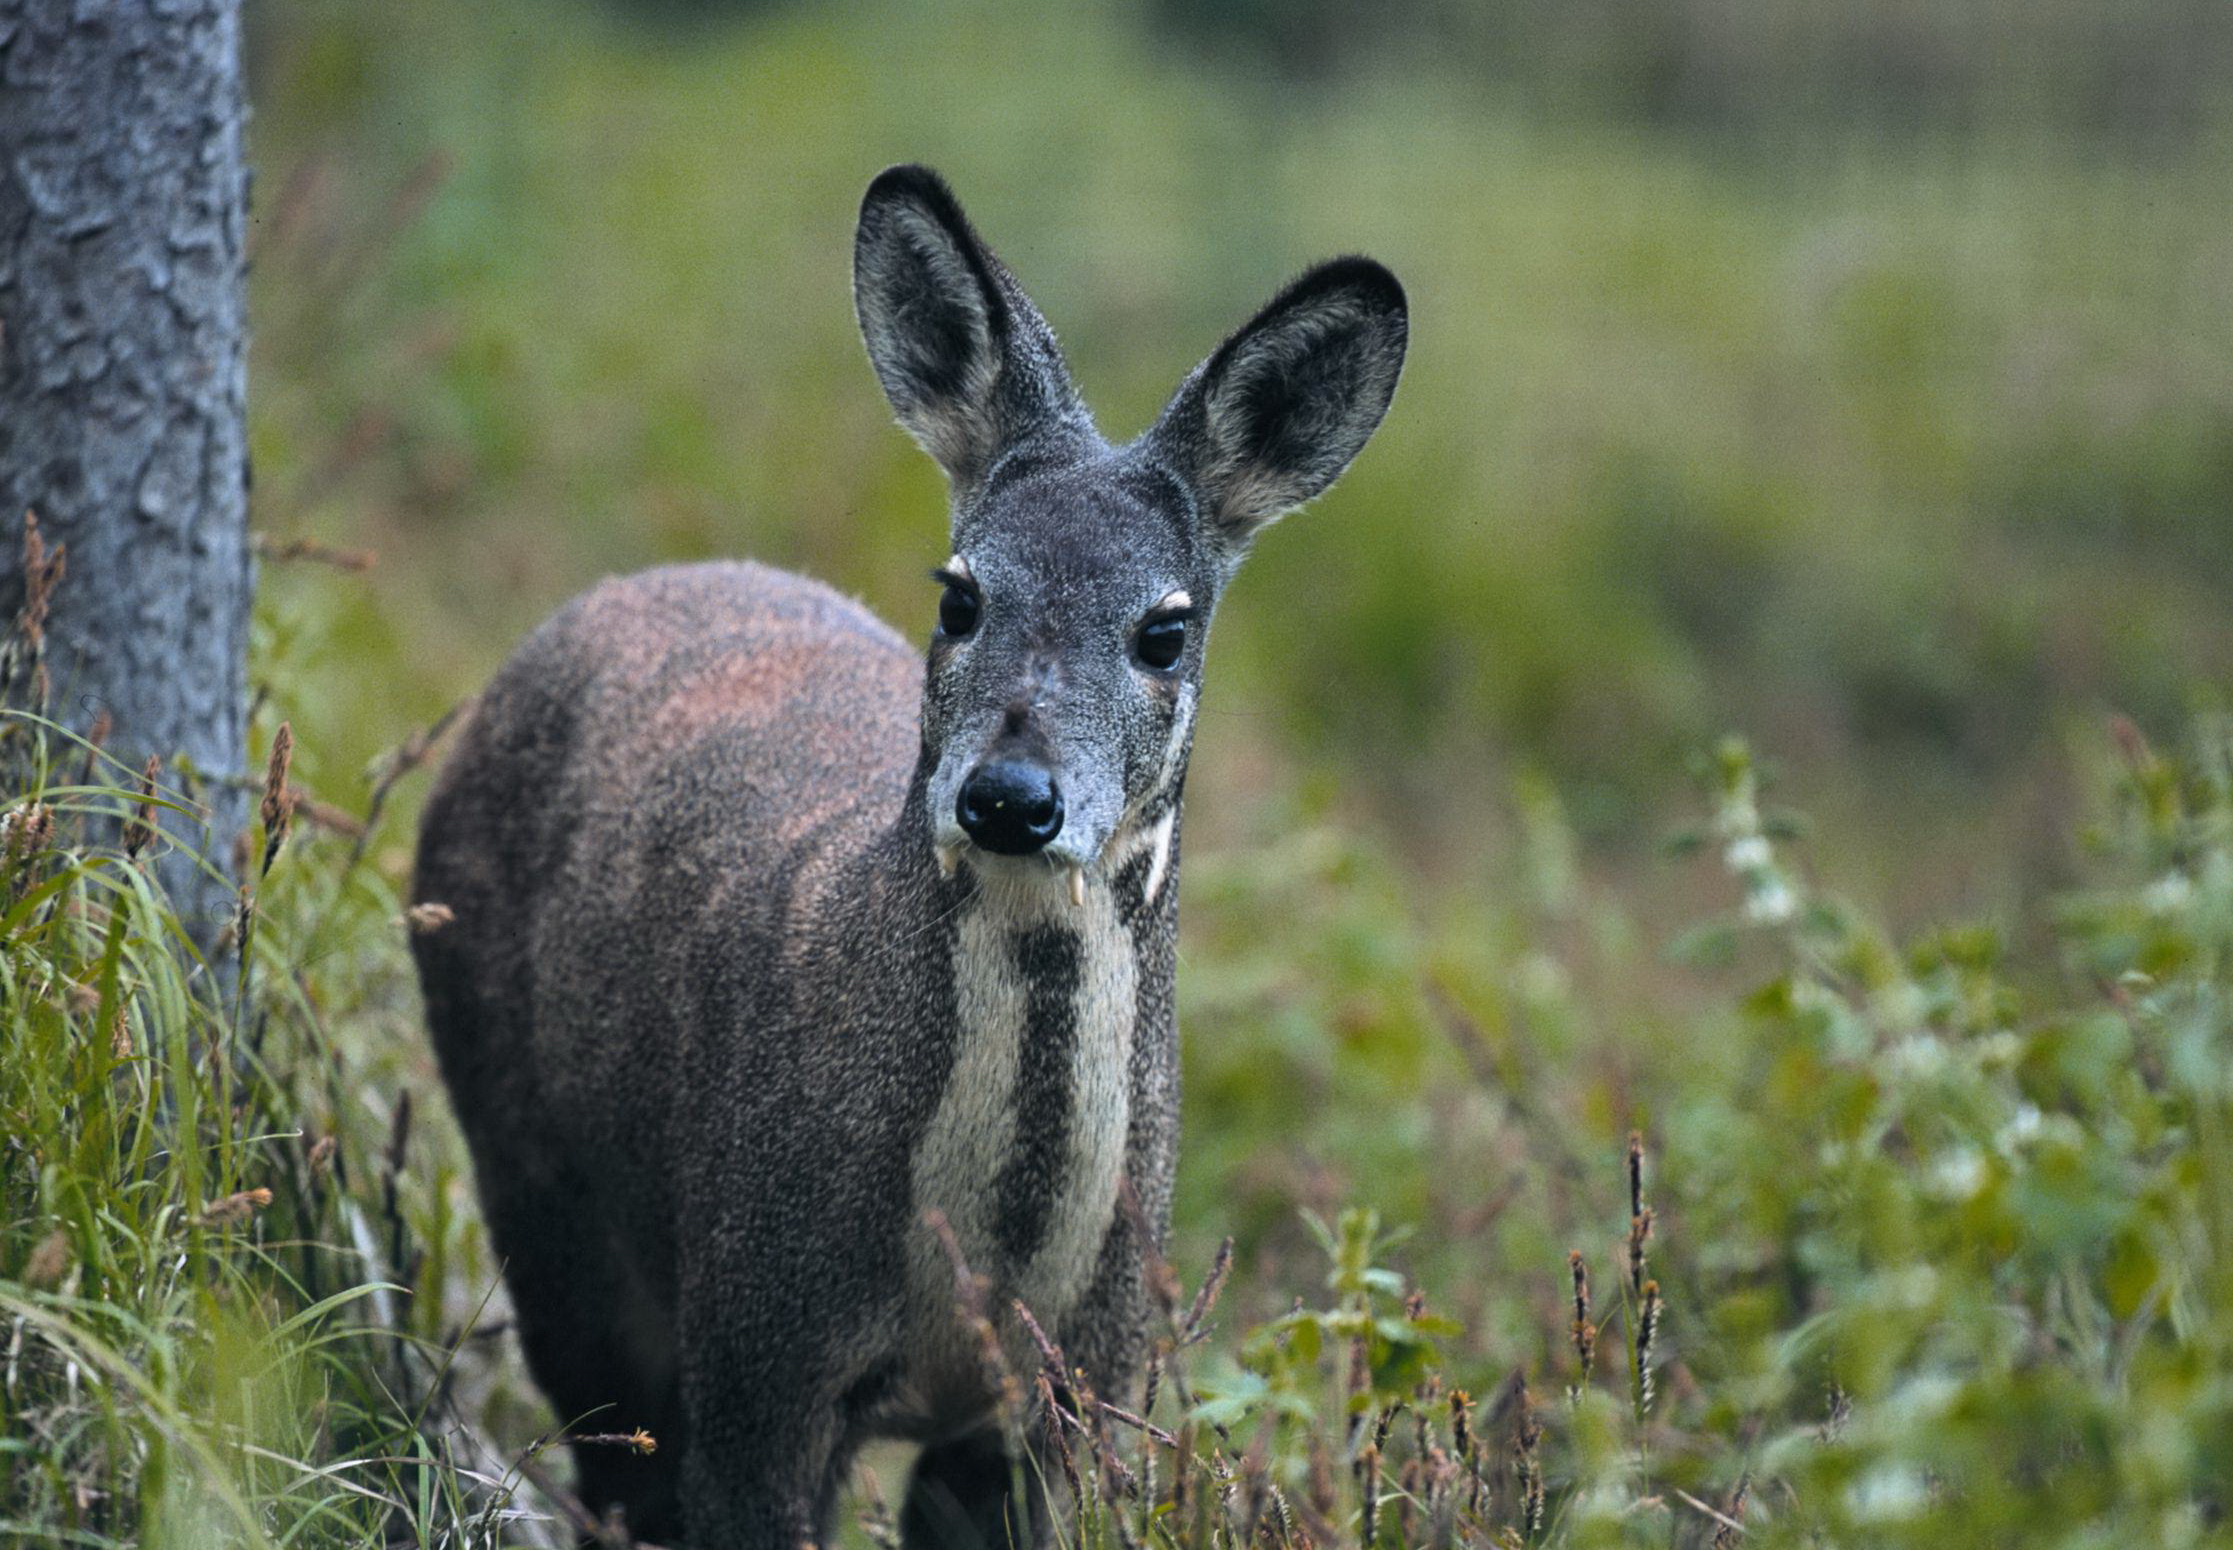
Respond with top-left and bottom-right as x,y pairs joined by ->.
5,685 -> 2230,1545
0,711 -> 536,1547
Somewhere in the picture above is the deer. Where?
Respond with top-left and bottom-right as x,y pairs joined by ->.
410,164 -> 1406,1548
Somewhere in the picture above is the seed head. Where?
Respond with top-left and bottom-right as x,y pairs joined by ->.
14,510 -> 67,674
1358,1443 -> 1381,1549
259,723 -> 295,876
192,1187 -> 273,1228
24,1227 -> 71,1289
1627,1206 -> 1654,1300
233,886 -> 257,972
1184,1235 -> 1234,1341
1266,1482 -> 1296,1549
1510,1388 -> 1544,1540
123,756 -> 160,861
80,709 -> 111,787
1635,1280 -> 1664,1415
1568,1250 -> 1595,1389
1712,1473 -> 1750,1549
1820,1380 -> 1851,1442
404,901 -> 456,934
1036,1371 -> 1084,1511
3,800 -> 53,863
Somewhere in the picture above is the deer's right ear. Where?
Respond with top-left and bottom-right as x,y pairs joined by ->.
1144,256 -> 1407,557
854,165 -> 1083,495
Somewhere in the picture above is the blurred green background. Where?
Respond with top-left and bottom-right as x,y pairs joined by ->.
249,0 -> 2233,924
242,0 -> 2233,1351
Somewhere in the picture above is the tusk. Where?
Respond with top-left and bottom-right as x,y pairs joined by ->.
1142,810 -> 1176,906
936,844 -> 961,880
1068,864 -> 1087,909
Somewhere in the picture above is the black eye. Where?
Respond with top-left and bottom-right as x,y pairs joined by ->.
1135,614 -> 1188,671
938,583 -> 980,638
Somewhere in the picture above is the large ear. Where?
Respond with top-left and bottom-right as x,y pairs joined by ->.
1145,257 -> 1407,552
853,164 -> 1087,494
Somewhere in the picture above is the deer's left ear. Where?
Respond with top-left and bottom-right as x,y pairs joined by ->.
1144,257 -> 1407,553
854,164 -> 1088,496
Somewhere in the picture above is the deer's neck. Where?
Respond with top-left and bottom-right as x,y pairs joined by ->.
904,799 -> 1179,1344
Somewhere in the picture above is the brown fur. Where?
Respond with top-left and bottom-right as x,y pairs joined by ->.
412,164 -> 1404,1549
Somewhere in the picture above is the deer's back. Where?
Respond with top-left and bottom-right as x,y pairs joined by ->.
411,561 -> 923,1248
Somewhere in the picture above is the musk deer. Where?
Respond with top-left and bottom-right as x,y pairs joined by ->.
411,165 -> 1406,1548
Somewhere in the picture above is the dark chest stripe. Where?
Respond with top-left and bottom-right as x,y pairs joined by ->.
1111,845 -> 1157,934
1111,795 -> 1178,935
993,924 -> 1082,1267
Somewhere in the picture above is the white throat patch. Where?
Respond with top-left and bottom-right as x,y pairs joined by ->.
902,863 -> 1138,1419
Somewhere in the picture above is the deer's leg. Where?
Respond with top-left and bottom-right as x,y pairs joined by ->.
674,1328 -> 894,1548
901,1428 -> 1046,1550
568,1398 -> 684,1546
672,1231 -> 885,1550
675,1366 -> 843,1550
478,1173 -> 684,1542
1060,1210 -> 1154,1407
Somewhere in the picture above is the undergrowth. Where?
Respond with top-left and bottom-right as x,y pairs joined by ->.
3,647 -> 2231,1546
1031,727 -> 2233,1549
0,698 -> 558,1548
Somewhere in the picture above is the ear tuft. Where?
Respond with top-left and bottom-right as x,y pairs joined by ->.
1148,256 -> 1408,550
853,165 -> 1083,493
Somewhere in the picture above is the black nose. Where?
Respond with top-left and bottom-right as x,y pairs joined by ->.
957,760 -> 1064,856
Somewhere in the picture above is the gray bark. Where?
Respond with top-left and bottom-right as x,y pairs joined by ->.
0,0 -> 253,938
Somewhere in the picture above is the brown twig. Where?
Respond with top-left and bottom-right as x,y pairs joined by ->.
571,1430 -> 658,1456
253,534 -> 378,571
1674,1485 -> 1747,1542
926,1209 -> 1022,1421
1096,1398 -> 1179,1449
343,698 -> 468,877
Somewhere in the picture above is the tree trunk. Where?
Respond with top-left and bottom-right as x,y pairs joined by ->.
0,0 -> 253,939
